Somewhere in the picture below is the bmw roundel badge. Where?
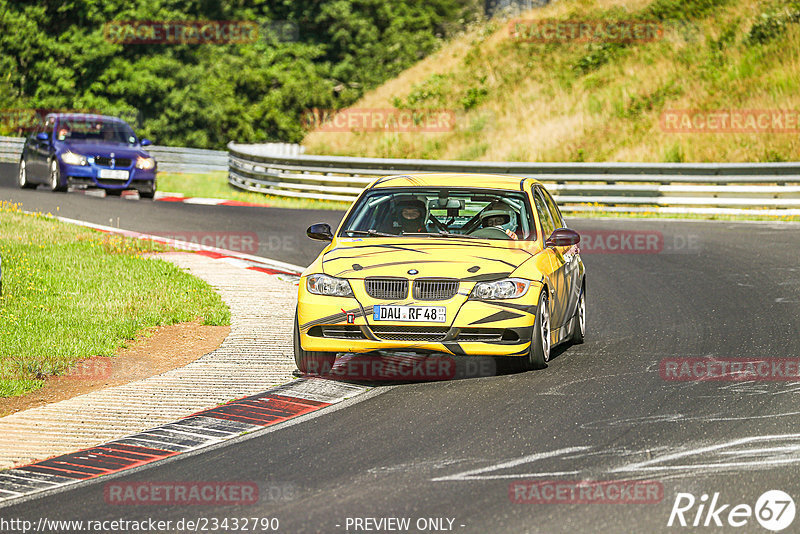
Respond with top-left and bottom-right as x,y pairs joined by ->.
407,269 -> 419,275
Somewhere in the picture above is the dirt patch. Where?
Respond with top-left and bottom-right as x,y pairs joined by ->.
0,320 -> 229,417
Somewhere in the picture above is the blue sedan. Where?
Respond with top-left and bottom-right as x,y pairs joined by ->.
17,113 -> 157,198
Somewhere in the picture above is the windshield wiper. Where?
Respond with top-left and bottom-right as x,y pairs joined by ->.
344,229 -> 397,237
406,231 -> 477,239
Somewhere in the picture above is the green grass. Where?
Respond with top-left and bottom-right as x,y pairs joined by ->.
157,172 -> 352,211
0,201 -> 231,398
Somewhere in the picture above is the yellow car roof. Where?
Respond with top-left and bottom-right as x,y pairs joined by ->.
370,173 -> 542,191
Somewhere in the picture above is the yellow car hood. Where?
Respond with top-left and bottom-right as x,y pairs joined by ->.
321,237 -> 540,280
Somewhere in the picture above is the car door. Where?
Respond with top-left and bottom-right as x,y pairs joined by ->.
23,120 -> 41,182
28,116 -> 54,182
539,185 -> 581,332
531,186 -> 570,332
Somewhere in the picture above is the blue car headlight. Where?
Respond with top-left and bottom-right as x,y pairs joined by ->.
307,274 -> 354,297
61,151 -> 87,166
136,156 -> 156,170
470,278 -> 530,300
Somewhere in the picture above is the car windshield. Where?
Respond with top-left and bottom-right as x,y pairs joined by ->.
340,188 -> 536,240
55,117 -> 137,145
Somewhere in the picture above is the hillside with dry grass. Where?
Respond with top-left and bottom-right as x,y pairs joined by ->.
303,0 -> 800,162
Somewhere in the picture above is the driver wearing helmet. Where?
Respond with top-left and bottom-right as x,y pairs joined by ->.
480,202 -> 519,240
393,197 -> 428,234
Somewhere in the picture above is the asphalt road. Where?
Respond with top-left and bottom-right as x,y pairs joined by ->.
0,162 -> 341,267
3,162 -> 800,533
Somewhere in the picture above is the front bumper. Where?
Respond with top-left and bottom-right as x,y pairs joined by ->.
61,161 -> 156,191
297,280 -> 541,357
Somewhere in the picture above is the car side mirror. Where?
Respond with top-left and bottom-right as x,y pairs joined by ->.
307,223 -> 333,241
140,138 -> 152,146
36,132 -> 49,141
545,227 -> 580,248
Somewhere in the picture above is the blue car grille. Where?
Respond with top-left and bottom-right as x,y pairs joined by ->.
94,156 -> 131,168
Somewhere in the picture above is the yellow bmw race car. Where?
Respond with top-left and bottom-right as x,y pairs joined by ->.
294,173 -> 585,375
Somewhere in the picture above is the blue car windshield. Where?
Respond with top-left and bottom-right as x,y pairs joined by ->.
56,118 -> 137,145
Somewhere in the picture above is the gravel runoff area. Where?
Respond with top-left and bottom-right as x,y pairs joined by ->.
0,252 -> 299,469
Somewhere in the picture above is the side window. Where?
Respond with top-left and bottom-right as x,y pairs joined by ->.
539,186 -> 565,228
30,115 -> 44,138
532,189 -> 555,239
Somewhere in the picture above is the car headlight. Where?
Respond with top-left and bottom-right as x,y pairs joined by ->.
136,156 -> 156,170
471,278 -> 530,300
60,151 -> 86,166
307,274 -> 354,297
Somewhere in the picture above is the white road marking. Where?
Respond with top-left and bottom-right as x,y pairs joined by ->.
613,433 -> 800,474
431,447 -> 590,481
581,410 -> 800,429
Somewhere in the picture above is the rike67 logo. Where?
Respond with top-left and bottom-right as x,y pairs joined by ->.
668,490 -> 795,531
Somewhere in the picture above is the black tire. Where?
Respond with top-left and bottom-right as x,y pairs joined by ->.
17,158 -> 36,189
48,158 -> 67,192
524,290 -> 551,370
139,177 -> 156,199
569,281 -> 586,345
293,311 -> 336,375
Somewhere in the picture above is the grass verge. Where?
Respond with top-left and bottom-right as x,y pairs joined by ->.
157,172 -> 352,211
0,200 -> 230,398
302,0 -> 800,163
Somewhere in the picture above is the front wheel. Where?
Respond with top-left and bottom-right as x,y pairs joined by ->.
293,311 -> 336,375
18,158 -> 36,189
139,179 -> 156,199
524,290 -> 551,370
48,159 -> 67,192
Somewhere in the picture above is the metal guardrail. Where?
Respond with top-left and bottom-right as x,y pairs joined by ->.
149,143 -> 303,173
0,135 -> 226,173
147,145 -> 227,173
228,142 -> 800,214
0,136 -> 24,164
2,136 -> 304,174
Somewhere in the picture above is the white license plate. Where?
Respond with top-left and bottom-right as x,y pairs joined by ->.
99,169 -> 129,180
373,305 -> 446,323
